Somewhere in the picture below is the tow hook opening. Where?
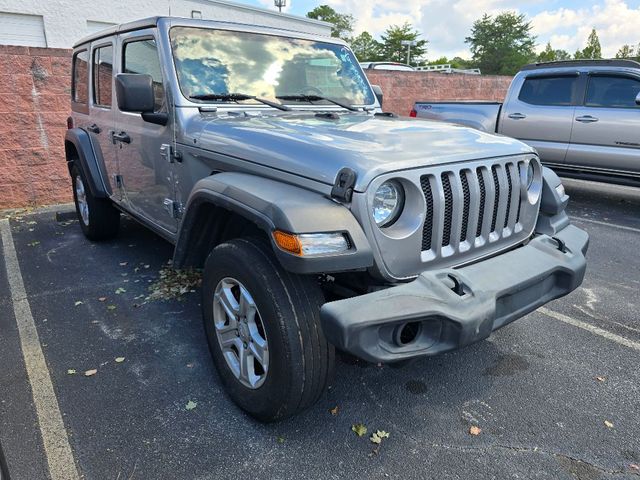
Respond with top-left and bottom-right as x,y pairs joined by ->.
394,321 -> 422,346
552,236 -> 568,253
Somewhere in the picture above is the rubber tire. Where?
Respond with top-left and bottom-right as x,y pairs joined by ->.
202,237 -> 335,422
71,164 -> 120,241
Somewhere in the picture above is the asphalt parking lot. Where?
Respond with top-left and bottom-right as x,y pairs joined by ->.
1,178 -> 639,480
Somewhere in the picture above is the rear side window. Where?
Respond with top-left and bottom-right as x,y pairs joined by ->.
93,44 -> 113,108
122,38 -> 165,112
72,50 -> 89,104
585,75 -> 640,108
518,75 -> 577,106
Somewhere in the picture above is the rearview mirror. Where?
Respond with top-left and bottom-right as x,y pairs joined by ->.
636,91 -> 640,105
115,73 -> 155,113
371,85 -> 384,108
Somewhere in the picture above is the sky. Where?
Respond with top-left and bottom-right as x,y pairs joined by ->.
234,0 -> 640,60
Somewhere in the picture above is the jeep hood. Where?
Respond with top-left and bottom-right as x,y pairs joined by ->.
192,111 -> 534,192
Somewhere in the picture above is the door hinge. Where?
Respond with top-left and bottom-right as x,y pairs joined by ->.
160,144 -> 182,164
163,198 -> 183,219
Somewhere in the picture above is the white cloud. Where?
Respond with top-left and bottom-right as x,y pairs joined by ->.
318,0 -> 640,60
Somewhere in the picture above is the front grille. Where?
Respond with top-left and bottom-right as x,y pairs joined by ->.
419,158 -> 528,258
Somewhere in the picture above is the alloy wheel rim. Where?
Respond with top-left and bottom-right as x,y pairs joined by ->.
213,277 -> 269,389
75,176 -> 89,226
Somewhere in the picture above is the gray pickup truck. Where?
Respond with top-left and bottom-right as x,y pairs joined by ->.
65,17 -> 588,421
413,60 -> 640,186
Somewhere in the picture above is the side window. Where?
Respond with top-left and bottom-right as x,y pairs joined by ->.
585,75 -> 640,108
122,38 -> 165,112
518,75 -> 577,106
72,50 -> 89,104
93,44 -> 113,108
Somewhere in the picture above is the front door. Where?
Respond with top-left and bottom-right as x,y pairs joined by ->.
114,30 -> 176,233
566,72 -> 640,176
499,73 -> 579,165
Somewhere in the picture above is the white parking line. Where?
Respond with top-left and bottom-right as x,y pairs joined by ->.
569,216 -> 640,234
539,307 -> 640,352
0,219 -> 79,480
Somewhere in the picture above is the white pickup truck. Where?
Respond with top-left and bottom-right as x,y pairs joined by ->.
412,60 -> 640,187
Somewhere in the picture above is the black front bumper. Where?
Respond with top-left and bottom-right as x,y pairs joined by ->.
320,225 -> 589,363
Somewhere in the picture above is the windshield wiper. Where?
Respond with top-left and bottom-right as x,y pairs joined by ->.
276,94 -> 360,112
189,93 -> 291,111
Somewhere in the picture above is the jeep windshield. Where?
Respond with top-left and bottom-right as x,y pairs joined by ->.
169,27 -> 375,108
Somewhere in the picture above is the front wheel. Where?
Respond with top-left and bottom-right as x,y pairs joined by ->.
202,237 -> 334,422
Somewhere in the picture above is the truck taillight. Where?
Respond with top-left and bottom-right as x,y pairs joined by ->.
409,109 -> 417,118
66,116 -> 74,129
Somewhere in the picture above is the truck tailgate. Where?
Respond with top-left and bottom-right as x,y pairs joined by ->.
413,102 -> 502,133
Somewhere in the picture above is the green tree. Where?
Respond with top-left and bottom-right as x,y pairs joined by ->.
537,42 -> 571,62
616,44 -> 636,58
306,5 -> 354,40
379,22 -> 428,64
350,31 -> 382,61
465,12 -> 537,75
575,28 -> 602,59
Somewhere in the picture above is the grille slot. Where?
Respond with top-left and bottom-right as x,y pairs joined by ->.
476,168 -> 486,238
441,173 -> 453,247
504,164 -> 513,229
460,171 -> 470,242
490,166 -> 500,233
420,176 -> 434,251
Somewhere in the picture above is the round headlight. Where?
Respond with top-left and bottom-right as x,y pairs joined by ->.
526,162 -> 535,189
372,181 -> 404,227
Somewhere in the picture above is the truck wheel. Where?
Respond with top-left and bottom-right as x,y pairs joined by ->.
71,165 -> 120,240
202,237 -> 334,422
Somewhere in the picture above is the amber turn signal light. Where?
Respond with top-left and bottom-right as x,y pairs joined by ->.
273,230 -> 303,256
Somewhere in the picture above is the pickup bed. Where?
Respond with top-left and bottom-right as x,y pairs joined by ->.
412,60 -> 640,186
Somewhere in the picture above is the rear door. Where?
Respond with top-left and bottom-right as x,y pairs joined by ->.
499,73 -> 580,165
114,29 -> 176,234
566,72 -> 640,175
89,40 -> 120,200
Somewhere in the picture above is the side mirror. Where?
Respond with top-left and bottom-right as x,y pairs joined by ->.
115,74 -> 155,112
636,91 -> 640,105
371,85 -> 384,108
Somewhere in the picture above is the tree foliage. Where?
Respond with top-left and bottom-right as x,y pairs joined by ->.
350,31 -> 383,61
574,29 -> 602,59
379,22 -> 428,64
465,12 -> 536,75
616,44 -> 635,58
306,5 -> 354,40
537,42 -> 571,63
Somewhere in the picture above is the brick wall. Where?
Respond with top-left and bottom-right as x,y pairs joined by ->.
366,71 -> 513,117
0,45 -> 72,209
0,46 -> 513,209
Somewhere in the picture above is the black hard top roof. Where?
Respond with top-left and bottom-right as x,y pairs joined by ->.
521,59 -> 640,71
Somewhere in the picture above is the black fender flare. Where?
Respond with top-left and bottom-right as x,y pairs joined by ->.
174,172 -> 374,274
64,128 -> 110,198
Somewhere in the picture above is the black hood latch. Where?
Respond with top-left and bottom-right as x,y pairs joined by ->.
331,168 -> 357,203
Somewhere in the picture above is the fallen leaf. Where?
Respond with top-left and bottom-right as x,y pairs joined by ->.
596,376 -> 606,382
74,301 -> 83,307
629,464 -> 639,471
115,287 -> 126,295
604,420 -> 614,429
106,305 -> 116,311
329,406 -> 339,416
186,363 -> 195,368
185,400 -> 197,411
84,369 -> 97,377
469,426 -> 482,436
119,262 -> 128,266
370,430 -> 389,445
27,241 -> 40,247
352,423 -> 367,437
98,297 -> 107,302
277,436 -> 285,444
67,369 -> 76,375
115,357 -> 125,363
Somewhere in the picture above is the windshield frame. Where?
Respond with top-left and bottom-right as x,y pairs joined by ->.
167,25 -> 377,110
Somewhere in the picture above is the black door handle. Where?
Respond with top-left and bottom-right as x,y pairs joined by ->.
87,124 -> 101,134
508,113 -> 527,120
112,131 -> 131,144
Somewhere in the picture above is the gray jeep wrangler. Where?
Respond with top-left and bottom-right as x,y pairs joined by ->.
65,17 -> 588,421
